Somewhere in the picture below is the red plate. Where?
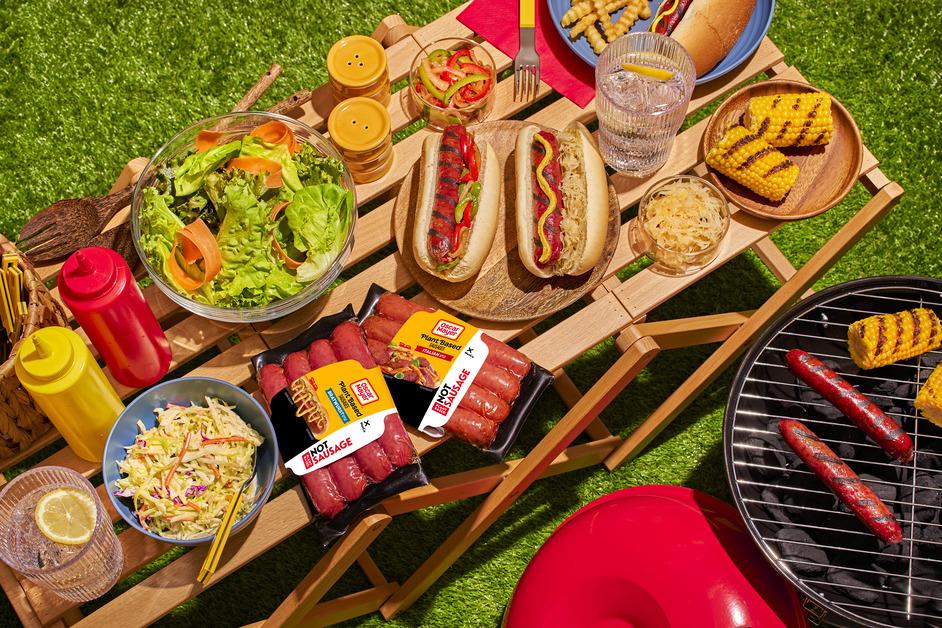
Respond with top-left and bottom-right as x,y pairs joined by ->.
505,485 -> 806,628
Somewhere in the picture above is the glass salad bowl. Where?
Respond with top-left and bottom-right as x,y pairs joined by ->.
131,112 -> 357,323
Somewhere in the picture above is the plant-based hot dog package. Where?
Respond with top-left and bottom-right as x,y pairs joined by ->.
252,307 -> 428,546
357,284 -> 554,460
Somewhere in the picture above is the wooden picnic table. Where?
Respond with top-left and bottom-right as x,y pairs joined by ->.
0,4 -> 902,627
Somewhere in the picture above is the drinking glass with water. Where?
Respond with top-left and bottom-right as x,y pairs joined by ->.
596,32 -> 696,177
0,466 -> 123,602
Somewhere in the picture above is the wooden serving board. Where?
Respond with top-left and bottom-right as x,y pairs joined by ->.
702,79 -> 863,221
393,120 -> 620,322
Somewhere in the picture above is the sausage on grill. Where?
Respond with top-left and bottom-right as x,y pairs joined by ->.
779,419 -> 903,544
786,349 -> 914,462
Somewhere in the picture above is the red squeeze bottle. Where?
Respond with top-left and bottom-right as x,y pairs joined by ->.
58,247 -> 171,388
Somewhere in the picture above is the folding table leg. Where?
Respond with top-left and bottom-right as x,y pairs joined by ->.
379,335 -> 660,619
603,176 -> 904,470
261,513 -> 391,628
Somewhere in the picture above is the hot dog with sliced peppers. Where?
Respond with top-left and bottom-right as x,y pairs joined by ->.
515,122 -> 608,279
413,125 -> 499,282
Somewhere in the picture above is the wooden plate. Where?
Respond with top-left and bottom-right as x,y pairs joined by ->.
393,120 -> 620,322
702,79 -> 863,221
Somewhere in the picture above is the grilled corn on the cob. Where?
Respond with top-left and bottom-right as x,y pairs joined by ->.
705,125 -> 799,201
916,364 -> 942,427
848,308 -> 942,370
744,92 -> 833,148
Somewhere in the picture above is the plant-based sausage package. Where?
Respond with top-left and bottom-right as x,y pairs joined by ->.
252,307 -> 428,546
357,285 -> 554,460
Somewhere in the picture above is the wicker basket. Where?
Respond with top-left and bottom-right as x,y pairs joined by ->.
0,234 -> 67,459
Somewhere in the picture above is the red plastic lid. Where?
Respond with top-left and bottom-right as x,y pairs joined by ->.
60,247 -> 119,300
505,485 -> 807,628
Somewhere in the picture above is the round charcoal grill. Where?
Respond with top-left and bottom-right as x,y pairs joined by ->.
725,276 -> 942,628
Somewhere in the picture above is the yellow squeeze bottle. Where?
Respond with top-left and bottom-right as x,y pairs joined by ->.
15,327 -> 124,462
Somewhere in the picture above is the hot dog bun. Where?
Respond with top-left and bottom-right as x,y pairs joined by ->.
412,132 -> 500,282
670,0 -> 756,77
515,122 -> 608,279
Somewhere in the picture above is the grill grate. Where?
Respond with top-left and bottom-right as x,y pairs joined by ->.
725,277 -> 942,627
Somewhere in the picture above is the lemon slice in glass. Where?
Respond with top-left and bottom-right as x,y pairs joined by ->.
621,63 -> 674,81
34,488 -> 97,545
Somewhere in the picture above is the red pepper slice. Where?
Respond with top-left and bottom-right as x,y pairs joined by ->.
447,49 -> 474,68
458,62 -> 489,76
466,139 -> 479,181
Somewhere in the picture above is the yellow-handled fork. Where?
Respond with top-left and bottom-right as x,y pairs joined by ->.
513,0 -> 540,101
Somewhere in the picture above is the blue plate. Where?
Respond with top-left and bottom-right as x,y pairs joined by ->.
547,0 -> 775,85
103,377 -> 278,546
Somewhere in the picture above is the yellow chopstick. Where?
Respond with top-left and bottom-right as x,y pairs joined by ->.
197,491 -> 244,585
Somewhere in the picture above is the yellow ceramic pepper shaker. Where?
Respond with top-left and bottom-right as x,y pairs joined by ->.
327,36 -> 391,105
328,97 -> 394,184
14,327 -> 124,462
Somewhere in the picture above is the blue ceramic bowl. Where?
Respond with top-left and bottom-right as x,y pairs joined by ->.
103,377 -> 278,546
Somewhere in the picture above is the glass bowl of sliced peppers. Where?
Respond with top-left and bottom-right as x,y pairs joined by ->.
409,38 -> 495,130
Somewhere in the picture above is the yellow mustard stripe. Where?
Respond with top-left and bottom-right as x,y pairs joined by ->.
534,133 -> 557,264
649,0 -> 679,33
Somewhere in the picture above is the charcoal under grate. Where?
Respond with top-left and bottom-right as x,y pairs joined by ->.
725,276 -> 942,628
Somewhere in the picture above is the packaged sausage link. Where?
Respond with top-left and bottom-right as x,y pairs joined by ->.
252,307 -> 428,546
357,284 -> 554,460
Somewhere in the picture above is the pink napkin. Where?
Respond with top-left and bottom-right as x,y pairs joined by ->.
458,0 -> 596,108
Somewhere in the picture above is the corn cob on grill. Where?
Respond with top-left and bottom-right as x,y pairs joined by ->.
705,125 -> 799,201
744,92 -> 833,148
847,308 -> 942,370
916,364 -> 942,427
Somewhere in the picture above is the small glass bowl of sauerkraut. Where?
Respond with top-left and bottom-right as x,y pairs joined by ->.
633,175 -> 730,275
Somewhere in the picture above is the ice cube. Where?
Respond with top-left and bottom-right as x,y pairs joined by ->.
645,75 -> 686,113
601,70 -> 647,111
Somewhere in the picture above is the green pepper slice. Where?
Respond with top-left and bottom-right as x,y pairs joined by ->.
427,49 -> 451,64
418,59 -> 447,101
443,74 -> 489,104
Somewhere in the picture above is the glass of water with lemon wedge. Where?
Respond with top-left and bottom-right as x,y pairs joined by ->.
596,32 -> 696,177
0,466 -> 122,601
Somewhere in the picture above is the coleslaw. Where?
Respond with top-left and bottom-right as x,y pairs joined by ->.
114,397 -> 264,540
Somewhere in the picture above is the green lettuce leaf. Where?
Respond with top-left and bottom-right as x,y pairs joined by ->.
211,172 -> 302,307
294,144 -> 344,187
239,135 -> 302,192
173,140 -> 241,196
138,187 -> 185,290
285,183 -> 352,283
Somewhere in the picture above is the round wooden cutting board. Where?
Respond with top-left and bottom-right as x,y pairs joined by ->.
394,120 -> 621,322
702,79 -> 863,221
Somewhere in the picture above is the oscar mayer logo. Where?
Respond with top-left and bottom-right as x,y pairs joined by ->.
432,319 -> 465,340
350,378 -> 378,405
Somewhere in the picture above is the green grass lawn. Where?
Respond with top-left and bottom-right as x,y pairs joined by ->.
1,0 -> 941,626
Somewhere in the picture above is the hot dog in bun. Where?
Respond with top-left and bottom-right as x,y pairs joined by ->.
650,0 -> 756,77
413,124 -> 500,282
515,121 -> 608,279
